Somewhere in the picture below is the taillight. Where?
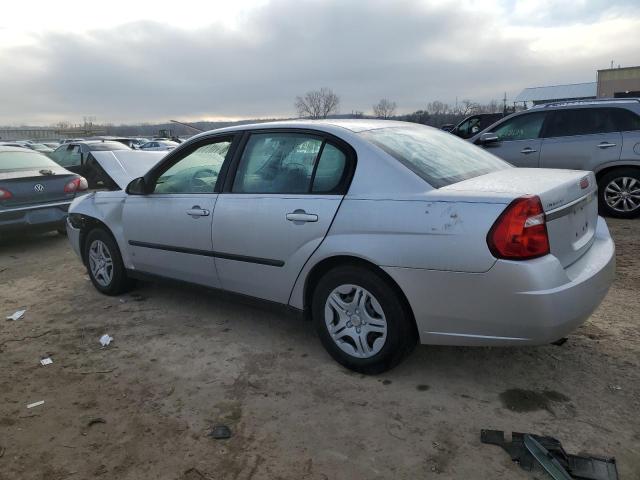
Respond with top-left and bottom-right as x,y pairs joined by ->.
487,195 -> 550,260
64,177 -> 89,193
0,188 -> 12,200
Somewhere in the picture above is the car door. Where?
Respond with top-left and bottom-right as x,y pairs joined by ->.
122,135 -> 236,287
539,108 -> 622,171
211,130 -> 353,304
52,144 -> 83,173
480,111 -> 547,167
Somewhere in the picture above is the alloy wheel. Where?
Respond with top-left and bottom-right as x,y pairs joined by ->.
604,176 -> 640,213
88,239 -> 114,287
324,284 -> 388,358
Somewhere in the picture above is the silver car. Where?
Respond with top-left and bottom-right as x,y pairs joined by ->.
66,120 -> 615,373
471,98 -> 640,218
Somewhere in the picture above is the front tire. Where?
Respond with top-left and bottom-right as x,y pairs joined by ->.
84,228 -> 135,295
598,168 -> 640,219
311,265 -> 417,374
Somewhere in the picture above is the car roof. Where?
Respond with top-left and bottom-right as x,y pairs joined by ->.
0,145 -> 41,153
188,119 -> 415,141
530,98 -> 640,110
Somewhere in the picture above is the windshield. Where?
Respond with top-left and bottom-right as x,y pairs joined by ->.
359,125 -> 511,188
0,150 -> 59,171
88,142 -> 132,151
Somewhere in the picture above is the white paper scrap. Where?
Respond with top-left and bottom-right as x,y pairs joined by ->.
6,309 -> 26,321
27,400 -> 45,409
99,334 -> 113,347
40,357 -> 53,366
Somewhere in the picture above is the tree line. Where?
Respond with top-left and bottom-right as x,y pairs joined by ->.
294,87 -> 509,128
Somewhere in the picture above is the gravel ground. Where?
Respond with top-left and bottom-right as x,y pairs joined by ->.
1,218 -> 638,479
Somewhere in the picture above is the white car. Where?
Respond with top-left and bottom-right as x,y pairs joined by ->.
139,140 -> 179,151
65,120 -> 615,373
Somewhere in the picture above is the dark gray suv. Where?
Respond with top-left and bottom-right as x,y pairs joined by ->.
471,99 -> 640,218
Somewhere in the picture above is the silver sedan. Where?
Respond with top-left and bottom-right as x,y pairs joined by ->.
66,120 -> 615,373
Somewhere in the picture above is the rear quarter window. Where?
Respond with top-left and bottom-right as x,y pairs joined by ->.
359,125 -> 511,188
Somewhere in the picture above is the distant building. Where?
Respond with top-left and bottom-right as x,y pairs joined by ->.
514,82 -> 597,107
597,66 -> 640,98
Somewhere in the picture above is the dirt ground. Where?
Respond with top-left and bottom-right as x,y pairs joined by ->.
1,218 -> 639,480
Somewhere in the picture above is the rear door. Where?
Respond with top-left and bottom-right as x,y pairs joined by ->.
51,144 -> 83,174
211,130 -> 353,304
122,135 -> 236,287
480,111 -> 547,167
539,108 -> 622,171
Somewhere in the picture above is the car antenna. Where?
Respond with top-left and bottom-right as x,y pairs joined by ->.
170,120 -> 204,133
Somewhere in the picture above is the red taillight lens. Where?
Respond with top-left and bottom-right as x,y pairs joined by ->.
487,195 -> 550,260
64,177 -> 88,193
0,188 -> 12,200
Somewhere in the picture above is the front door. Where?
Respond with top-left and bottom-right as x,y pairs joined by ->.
122,137 -> 235,287
481,111 -> 547,167
211,131 -> 352,304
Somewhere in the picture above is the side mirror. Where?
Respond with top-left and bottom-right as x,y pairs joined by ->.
479,132 -> 499,145
126,177 -> 148,195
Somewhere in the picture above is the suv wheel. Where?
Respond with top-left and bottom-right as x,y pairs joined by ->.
598,168 -> 640,218
311,265 -> 417,374
84,228 -> 135,295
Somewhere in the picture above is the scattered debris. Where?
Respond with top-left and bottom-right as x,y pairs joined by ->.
0,446 -> 5,458
481,429 -> 618,480
40,357 -> 53,366
119,298 -> 126,304
87,418 -> 106,427
99,334 -> 113,347
26,400 -> 45,409
6,309 -> 25,321
208,425 -> 231,440
608,385 -> 622,391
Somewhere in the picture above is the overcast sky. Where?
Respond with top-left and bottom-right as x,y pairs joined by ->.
0,0 -> 638,125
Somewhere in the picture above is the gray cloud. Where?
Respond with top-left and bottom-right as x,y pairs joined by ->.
1,0 -> 638,124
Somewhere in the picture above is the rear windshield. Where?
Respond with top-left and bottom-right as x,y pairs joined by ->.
0,150 -> 58,171
88,142 -> 132,151
360,125 -> 511,188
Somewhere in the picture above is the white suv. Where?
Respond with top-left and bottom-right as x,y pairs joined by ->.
472,99 -> 640,218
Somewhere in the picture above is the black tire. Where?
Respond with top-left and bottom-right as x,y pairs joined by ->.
311,265 -> 417,374
84,228 -> 135,295
598,167 -> 640,219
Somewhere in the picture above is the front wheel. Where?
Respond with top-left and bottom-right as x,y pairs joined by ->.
84,228 -> 135,295
311,265 -> 417,374
598,168 -> 640,218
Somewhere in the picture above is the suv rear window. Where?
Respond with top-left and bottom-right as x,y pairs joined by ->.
544,108 -> 617,137
360,126 -> 510,188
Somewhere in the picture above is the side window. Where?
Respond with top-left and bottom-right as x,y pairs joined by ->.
492,112 -> 546,141
544,108 -> 617,138
154,139 -> 232,194
312,144 -> 347,193
232,133 -> 322,194
612,108 -> 640,131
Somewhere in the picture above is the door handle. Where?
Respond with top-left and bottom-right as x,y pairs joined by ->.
597,142 -> 617,149
286,209 -> 318,223
520,147 -> 538,154
186,205 -> 210,217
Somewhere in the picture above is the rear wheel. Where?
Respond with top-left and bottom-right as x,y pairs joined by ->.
311,265 -> 417,374
84,228 -> 135,295
598,168 -> 640,219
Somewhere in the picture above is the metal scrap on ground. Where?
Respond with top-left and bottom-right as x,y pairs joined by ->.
26,401 -> 44,409
40,357 -> 53,366
6,309 -> 26,321
99,334 -> 113,347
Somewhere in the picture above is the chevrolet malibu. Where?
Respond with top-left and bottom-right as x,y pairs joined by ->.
66,120 -> 615,374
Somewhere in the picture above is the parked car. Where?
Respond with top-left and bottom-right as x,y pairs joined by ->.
449,113 -> 505,139
471,98 -> 640,218
0,146 -> 88,234
66,120 -> 615,374
50,140 -> 132,187
139,140 -> 179,151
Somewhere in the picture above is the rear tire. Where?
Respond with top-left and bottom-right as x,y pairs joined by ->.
311,265 -> 417,374
598,168 -> 640,219
84,228 -> 135,295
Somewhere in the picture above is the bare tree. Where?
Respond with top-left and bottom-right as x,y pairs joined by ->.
373,98 -> 397,119
295,87 -> 340,119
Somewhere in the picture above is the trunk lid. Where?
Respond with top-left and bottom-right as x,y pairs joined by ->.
0,167 -> 77,207
442,168 -> 598,267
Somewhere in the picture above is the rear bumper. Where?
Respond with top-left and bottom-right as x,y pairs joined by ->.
0,201 -> 72,232
383,216 -> 615,346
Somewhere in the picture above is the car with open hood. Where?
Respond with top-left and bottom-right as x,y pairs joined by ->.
65,120 -> 615,373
